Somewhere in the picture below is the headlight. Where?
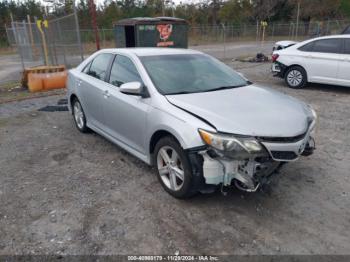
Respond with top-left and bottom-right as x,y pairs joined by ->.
307,104 -> 317,121
311,108 -> 317,121
198,129 -> 263,153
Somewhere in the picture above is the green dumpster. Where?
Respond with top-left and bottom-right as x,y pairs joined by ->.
114,17 -> 188,48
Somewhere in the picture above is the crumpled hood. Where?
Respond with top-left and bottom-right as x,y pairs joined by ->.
166,85 -> 311,137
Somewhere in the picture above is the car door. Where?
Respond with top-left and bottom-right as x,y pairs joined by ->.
304,38 -> 342,85
77,53 -> 113,128
337,38 -> 350,87
102,54 -> 150,154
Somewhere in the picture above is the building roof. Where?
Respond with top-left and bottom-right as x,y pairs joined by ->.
114,17 -> 187,26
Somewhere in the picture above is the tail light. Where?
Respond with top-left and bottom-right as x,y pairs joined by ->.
272,54 -> 279,62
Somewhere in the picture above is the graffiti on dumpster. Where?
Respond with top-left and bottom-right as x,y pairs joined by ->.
156,24 -> 174,47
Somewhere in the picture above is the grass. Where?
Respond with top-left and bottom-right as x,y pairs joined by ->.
0,118 -> 8,127
0,81 -> 65,104
0,46 -> 16,55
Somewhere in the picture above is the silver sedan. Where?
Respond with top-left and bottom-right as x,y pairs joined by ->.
67,48 -> 316,198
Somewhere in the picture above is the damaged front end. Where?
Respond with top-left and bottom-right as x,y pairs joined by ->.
196,124 -> 316,192
199,147 -> 280,192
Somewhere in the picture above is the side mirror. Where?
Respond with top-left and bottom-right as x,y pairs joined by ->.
120,82 -> 143,96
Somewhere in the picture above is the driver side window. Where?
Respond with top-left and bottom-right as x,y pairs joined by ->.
85,53 -> 113,81
109,55 -> 142,87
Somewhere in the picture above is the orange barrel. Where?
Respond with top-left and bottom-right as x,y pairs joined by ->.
42,71 -> 67,90
28,73 -> 44,92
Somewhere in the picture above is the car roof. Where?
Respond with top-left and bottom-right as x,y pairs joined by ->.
275,40 -> 298,46
309,34 -> 350,41
100,48 -> 203,57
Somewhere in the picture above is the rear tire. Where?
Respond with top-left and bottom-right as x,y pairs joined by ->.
285,66 -> 307,89
154,136 -> 197,199
72,98 -> 89,133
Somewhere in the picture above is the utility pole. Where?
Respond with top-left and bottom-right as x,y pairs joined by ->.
295,0 -> 301,40
162,0 -> 165,16
89,0 -> 100,50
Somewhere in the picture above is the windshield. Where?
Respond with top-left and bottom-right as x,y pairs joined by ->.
140,54 -> 249,95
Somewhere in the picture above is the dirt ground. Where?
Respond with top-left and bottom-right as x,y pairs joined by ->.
0,58 -> 350,256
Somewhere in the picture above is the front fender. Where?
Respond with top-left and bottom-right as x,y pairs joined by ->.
146,105 -> 215,153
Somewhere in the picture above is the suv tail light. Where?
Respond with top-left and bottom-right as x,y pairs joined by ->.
272,54 -> 279,62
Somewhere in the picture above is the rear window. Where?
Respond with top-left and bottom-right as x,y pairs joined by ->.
312,39 -> 342,54
86,53 -> 113,81
345,39 -> 350,54
298,42 -> 314,52
342,26 -> 350,34
299,39 -> 343,54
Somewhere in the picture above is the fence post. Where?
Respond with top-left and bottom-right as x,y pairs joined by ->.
256,20 -> 259,44
73,2 -> 84,61
326,19 -> 330,35
57,21 -> 67,67
13,21 -> 25,71
27,15 -> 35,60
102,28 -> 106,48
221,23 -> 226,60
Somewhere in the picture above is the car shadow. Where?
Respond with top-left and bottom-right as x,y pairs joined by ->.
306,83 -> 350,94
186,182 -> 277,206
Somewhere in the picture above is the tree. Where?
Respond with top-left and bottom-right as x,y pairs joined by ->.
288,0 -> 342,35
340,0 -> 350,18
219,0 -> 253,24
251,0 -> 289,21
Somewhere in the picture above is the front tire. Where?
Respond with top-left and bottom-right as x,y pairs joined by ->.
154,136 -> 197,199
72,98 -> 89,133
285,66 -> 307,89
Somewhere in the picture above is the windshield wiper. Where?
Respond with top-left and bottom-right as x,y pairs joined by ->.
207,84 -> 248,92
166,83 -> 251,95
167,91 -> 201,95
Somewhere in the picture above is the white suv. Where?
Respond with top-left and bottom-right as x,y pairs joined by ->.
272,35 -> 350,89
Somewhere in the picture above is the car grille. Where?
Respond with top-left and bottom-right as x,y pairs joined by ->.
271,151 -> 298,160
257,133 -> 306,143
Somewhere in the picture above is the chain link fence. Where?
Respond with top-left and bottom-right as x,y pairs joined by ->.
47,13 -> 84,67
5,13 -> 83,68
189,19 -> 350,46
0,29 -> 9,47
1,18 -> 349,84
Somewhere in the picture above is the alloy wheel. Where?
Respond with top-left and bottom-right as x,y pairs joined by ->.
73,101 -> 85,129
287,70 -> 303,87
156,146 -> 185,191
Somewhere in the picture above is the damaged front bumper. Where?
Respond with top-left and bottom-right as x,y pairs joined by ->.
272,62 -> 288,78
197,122 -> 316,192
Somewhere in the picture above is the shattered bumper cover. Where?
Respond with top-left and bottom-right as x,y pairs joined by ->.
199,120 -> 316,191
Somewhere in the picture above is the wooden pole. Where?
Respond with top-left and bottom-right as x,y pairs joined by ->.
27,15 -> 36,59
89,0 -> 100,50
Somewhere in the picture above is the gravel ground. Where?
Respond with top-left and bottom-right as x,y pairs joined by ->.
0,59 -> 350,255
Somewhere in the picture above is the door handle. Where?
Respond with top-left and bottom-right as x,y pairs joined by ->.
103,90 -> 110,98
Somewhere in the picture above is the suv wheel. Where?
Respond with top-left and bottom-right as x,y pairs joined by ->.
72,98 -> 89,133
154,136 -> 197,198
285,66 -> 307,89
